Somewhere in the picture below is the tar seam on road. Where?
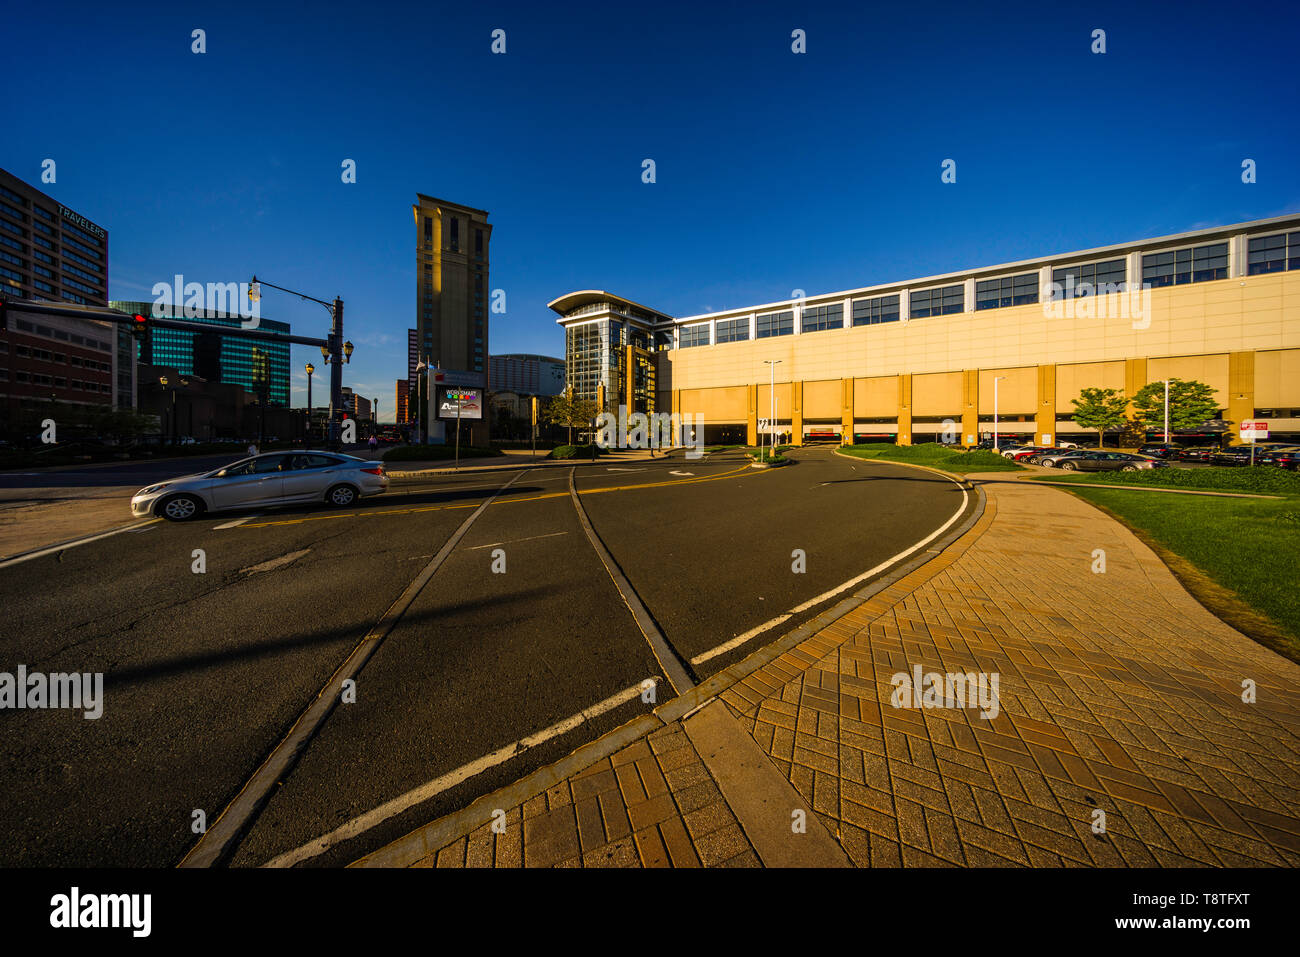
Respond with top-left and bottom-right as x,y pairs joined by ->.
566,466 -> 696,695
177,467 -> 532,868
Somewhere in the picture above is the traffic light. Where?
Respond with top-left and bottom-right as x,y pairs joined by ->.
130,313 -> 148,339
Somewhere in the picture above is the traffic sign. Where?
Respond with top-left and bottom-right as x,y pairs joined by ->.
1240,420 -> 1269,440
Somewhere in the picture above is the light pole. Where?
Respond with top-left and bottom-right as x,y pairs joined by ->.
305,362 -> 314,441
249,276 -> 351,447
993,375 -> 1007,451
763,359 -> 782,462
1163,379 -> 1170,444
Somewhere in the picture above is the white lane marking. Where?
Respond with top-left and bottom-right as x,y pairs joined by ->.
466,531 -> 568,550
0,518 -> 161,569
239,548 -> 311,576
605,467 -> 647,472
263,679 -> 655,868
692,615 -> 793,666
669,470 -> 694,476
214,514 -> 262,529
690,486 -> 970,666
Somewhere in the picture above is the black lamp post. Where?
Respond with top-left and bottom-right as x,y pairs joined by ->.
305,361 -> 315,441
249,276 -> 351,447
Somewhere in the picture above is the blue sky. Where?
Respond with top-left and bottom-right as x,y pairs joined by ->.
4,0 -> 1297,419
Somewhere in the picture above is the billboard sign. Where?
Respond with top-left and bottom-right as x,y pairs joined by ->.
439,387 -> 482,420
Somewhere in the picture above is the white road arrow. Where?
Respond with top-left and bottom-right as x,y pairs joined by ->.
670,470 -> 694,476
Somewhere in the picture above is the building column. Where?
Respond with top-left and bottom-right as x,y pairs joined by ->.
1124,357 -> 1148,419
841,377 -> 854,445
897,374 -> 913,445
961,369 -> 979,446
747,383 -> 758,446
1036,363 -> 1057,445
791,381 -> 804,446
1228,350 -> 1255,446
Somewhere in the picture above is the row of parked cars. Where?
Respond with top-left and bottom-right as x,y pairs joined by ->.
996,446 -> 1167,471
981,441 -> 1300,471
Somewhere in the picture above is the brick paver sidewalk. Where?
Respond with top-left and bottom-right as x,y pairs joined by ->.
354,470 -> 1300,867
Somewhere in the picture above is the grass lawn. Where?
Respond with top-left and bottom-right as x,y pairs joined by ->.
838,442 -> 1023,474
745,444 -> 792,463
1065,486 -> 1300,662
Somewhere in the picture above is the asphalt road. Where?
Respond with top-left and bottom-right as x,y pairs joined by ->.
0,446 -> 972,866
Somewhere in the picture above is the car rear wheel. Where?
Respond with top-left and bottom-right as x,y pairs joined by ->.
1060,461 -> 1077,471
158,494 -> 202,521
1121,465 -> 1138,472
326,483 -> 358,507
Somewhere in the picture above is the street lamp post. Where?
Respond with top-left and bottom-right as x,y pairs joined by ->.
305,362 -> 314,441
993,375 -> 1007,451
763,359 -> 782,463
1163,379 -> 1170,444
249,276 -> 350,448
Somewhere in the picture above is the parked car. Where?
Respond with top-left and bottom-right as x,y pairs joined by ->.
1055,451 -> 1167,472
1257,445 -> 1300,470
1008,446 -> 1052,461
1029,447 -> 1092,465
1037,449 -> 1096,468
1138,442 -> 1184,459
131,451 -> 388,521
1174,446 -> 1217,463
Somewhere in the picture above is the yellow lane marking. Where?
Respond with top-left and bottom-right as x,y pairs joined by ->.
239,463 -> 762,529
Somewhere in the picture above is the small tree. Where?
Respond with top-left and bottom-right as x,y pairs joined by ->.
1129,378 -> 1220,438
542,390 -> 598,446
1070,387 -> 1129,448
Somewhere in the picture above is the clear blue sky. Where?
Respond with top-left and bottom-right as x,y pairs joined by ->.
5,0 -> 1297,419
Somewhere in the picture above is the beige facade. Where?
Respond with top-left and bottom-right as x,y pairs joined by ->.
635,222 -> 1300,446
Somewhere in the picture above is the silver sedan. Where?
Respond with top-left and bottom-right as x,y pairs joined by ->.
131,451 -> 389,521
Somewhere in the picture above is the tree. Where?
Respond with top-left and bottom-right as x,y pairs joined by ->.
542,390 -> 598,445
1070,387 -> 1129,448
1129,378 -> 1220,437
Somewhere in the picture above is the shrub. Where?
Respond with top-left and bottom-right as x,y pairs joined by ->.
548,444 -> 605,459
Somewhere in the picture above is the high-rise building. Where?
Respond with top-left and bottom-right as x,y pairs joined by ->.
490,353 -> 565,397
110,300 -> 291,407
395,379 -> 410,425
412,195 -> 490,379
0,169 -> 135,408
412,194 -> 492,446
0,168 -> 108,308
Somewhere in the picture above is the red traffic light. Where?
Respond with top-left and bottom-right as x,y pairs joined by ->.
133,313 -> 146,323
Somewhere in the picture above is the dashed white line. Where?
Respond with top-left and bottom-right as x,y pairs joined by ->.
263,679 -> 655,868
214,514 -> 262,529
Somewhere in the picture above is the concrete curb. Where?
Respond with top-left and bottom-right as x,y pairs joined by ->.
350,453 -> 988,868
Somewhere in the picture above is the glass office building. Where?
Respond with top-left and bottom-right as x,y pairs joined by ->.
110,301 -> 291,407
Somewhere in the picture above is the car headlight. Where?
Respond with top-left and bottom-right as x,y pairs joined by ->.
138,483 -> 170,496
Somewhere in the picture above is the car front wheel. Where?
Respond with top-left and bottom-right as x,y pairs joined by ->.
1060,461 -> 1077,471
158,494 -> 202,521
326,483 -> 358,507
1121,465 -> 1138,472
